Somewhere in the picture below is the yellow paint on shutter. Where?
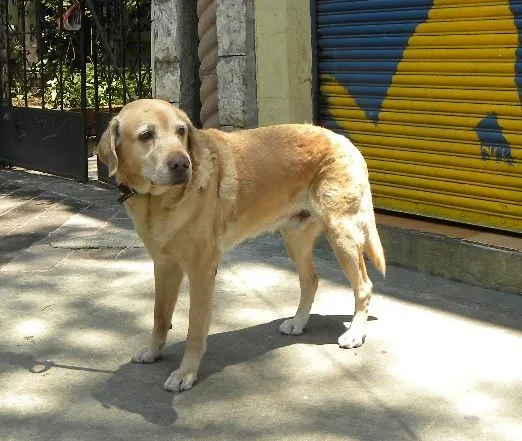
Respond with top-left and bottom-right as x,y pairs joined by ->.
317,0 -> 522,232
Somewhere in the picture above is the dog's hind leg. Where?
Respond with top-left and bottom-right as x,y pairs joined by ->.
279,215 -> 322,336
311,169 -> 375,348
323,216 -> 373,348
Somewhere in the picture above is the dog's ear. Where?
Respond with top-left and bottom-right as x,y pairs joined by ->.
96,117 -> 120,177
186,117 -> 197,154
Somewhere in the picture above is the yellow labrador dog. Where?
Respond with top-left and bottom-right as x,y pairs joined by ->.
97,99 -> 385,392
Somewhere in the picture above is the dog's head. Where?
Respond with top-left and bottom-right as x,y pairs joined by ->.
97,99 -> 196,194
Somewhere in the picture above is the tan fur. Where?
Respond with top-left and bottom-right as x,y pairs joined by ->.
97,99 -> 385,392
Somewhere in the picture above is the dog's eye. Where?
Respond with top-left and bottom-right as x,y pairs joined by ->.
176,125 -> 186,137
139,130 -> 154,141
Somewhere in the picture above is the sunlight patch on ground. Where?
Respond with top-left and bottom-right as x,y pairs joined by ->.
93,295 -> 154,314
65,258 -> 153,277
14,318 -> 49,338
295,345 -> 335,374
133,310 -> 157,331
219,263 -> 300,311
66,329 -> 122,350
221,264 -> 295,291
457,392 -> 501,416
497,420 -> 522,441
385,335 -> 522,397
0,391 -> 56,414
310,286 -> 354,315
236,307 -> 285,323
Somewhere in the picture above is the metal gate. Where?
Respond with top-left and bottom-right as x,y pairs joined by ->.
0,0 -> 151,182
89,0 -> 152,185
314,0 -> 522,233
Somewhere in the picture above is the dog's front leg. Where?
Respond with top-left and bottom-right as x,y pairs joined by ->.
164,261 -> 217,392
132,260 -> 184,363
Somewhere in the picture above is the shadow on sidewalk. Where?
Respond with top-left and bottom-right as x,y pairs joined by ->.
90,314 -> 361,426
1,314 -> 365,427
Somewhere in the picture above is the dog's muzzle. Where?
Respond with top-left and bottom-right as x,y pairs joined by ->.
165,153 -> 191,185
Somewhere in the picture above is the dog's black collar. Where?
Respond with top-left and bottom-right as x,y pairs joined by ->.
117,183 -> 137,204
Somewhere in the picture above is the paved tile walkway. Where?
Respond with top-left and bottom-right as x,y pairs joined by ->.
1,166 -> 521,441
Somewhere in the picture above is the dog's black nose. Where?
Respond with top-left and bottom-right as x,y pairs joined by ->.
167,154 -> 190,170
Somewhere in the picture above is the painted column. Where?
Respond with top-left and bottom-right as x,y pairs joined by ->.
255,0 -> 313,126
215,0 -> 257,130
151,0 -> 199,124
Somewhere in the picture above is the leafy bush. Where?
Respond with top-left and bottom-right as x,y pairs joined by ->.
43,62 -> 149,109
9,0 -> 151,109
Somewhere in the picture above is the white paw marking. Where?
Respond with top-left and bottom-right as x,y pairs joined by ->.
279,318 -> 306,335
338,329 -> 366,349
164,369 -> 197,392
132,348 -> 161,363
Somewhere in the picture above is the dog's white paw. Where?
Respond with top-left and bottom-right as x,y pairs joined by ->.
164,369 -> 197,392
279,318 -> 306,335
338,329 -> 366,349
132,348 -> 161,363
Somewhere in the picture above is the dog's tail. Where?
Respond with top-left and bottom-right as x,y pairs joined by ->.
365,217 -> 386,276
362,187 -> 386,276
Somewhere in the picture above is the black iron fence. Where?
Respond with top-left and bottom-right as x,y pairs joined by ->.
0,0 -> 151,181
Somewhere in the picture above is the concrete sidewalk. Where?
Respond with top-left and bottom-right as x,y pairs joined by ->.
1,167 -> 521,441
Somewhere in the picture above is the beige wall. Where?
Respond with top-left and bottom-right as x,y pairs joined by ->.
255,0 -> 313,126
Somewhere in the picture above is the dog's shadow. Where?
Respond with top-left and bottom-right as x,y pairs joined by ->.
92,314 -> 376,425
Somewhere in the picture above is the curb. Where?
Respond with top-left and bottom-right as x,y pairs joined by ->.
319,224 -> 521,295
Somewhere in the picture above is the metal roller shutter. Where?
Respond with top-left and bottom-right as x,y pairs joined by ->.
316,0 -> 522,233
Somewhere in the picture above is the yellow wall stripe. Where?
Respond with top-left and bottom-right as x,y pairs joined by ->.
317,0 -> 522,232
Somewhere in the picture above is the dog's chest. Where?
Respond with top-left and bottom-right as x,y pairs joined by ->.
126,199 -> 195,253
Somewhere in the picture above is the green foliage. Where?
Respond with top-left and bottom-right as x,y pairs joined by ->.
11,62 -> 149,109
9,0 -> 151,109
43,63 -> 148,109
